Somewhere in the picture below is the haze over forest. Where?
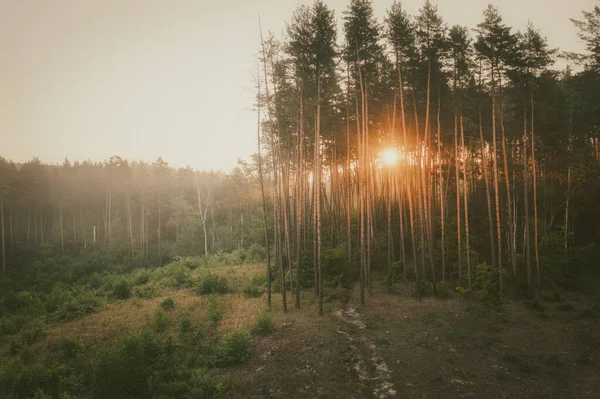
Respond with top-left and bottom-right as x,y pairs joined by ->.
1,1 -> 600,398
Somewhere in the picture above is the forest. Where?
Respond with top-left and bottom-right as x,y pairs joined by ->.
1,1 -> 600,398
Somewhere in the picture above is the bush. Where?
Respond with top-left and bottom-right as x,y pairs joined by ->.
242,286 -> 263,298
475,263 -> 502,310
206,295 -> 224,324
153,262 -> 192,289
0,360 -> 72,399
215,329 -> 252,366
92,330 -> 162,399
436,281 -> 451,298
194,274 -> 229,296
160,298 -> 175,311
54,336 -> 85,359
245,244 -> 266,264
250,274 -> 267,287
152,309 -> 170,332
178,311 -> 194,336
112,279 -> 132,300
322,247 -> 347,285
251,314 -> 274,335
134,285 -> 158,299
132,269 -> 150,286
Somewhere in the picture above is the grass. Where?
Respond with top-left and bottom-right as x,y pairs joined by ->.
3,262 -> 600,399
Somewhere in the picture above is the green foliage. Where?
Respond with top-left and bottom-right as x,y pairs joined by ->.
245,244 -> 266,264
475,263 -> 502,310
153,262 -> 192,289
194,274 -> 229,296
215,329 -> 252,366
0,360 -> 73,399
160,297 -> 176,311
152,309 -> 170,332
133,285 -> 158,299
178,311 -> 194,337
9,320 -> 47,355
131,269 -> 150,286
91,330 -> 163,399
54,336 -> 85,359
242,286 -> 263,298
251,314 -> 274,335
250,274 -> 267,287
435,281 -> 451,298
112,279 -> 132,300
205,295 -> 224,324
322,247 -> 347,285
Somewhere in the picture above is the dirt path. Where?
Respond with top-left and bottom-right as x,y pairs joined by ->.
333,304 -> 398,399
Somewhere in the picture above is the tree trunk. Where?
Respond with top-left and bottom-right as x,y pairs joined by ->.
460,115 -> 472,291
531,91 -> 541,290
1,195 -> 5,276
255,62 -> 272,308
523,106 -> 532,284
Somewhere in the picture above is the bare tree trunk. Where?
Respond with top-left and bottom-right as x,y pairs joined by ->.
523,106 -> 532,284
454,113 -> 462,282
157,192 -> 162,266
479,109 -> 496,269
564,107 -> 573,254
346,60 -> 353,283
438,88 -> 445,283
1,195 -> 5,276
316,76 -> 323,316
59,207 -> 64,254
531,91 -> 541,290
460,115 -> 472,291
491,66 -> 503,292
498,76 -> 517,277
357,56 -> 366,306
27,206 -> 31,247
295,84 -> 304,309
127,194 -> 134,258
255,62 -> 271,308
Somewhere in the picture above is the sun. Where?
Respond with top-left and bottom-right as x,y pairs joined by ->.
380,147 -> 399,166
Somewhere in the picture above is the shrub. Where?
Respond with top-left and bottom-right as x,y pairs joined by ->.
153,262 -> 192,289
112,279 -> 132,300
242,286 -> 263,298
251,314 -> 274,335
436,281 -> 451,298
245,244 -> 266,264
152,309 -> 170,332
206,295 -> 224,324
250,274 -> 267,287
322,247 -> 347,284
194,274 -> 229,296
55,336 -> 85,359
475,263 -> 502,310
160,298 -> 175,311
92,330 -> 162,399
215,329 -> 252,366
132,269 -> 150,286
178,311 -> 194,336
416,280 -> 434,297
133,285 -> 158,299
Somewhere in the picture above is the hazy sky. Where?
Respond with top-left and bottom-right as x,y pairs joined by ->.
0,0 -> 594,172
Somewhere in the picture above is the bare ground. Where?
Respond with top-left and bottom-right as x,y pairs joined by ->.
223,283 -> 600,399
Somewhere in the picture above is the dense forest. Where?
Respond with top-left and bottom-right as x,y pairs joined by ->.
2,0 -> 599,301
1,1 -> 600,398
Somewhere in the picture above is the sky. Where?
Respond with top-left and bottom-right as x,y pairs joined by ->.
0,0 -> 595,172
